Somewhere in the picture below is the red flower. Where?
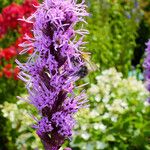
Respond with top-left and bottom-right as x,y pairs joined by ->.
0,72 -> 3,78
28,48 -> 34,54
0,14 -> 7,38
3,67 -> 12,78
0,49 -> 5,59
0,0 -> 39,80
13,67 -> 20,80
3,46 -> 17,61
5,64 -> 12,69
2,3 -> 23,29
18,21 -> 33,35
15,35 -> 34,54
15,36 -> 25,53
19,0 -> 38,34
15,36 -> 24,47
22,0 -> 39,17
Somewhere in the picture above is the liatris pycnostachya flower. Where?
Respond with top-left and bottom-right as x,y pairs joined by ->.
143,39 -> 150,102
16,0 -> 89,149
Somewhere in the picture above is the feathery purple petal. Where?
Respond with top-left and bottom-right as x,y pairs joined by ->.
143,40 -> 150,101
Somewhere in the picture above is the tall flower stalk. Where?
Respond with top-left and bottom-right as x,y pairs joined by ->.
143,39 -> 150,100
17,0 -> 88,149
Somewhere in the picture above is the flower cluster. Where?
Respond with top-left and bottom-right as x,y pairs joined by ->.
0,0 -> 38,37
1,64 -> 19,80
17,0 -> 88,149
0,0 -> 38,80
0,99 -> 43,150
71,68 -> 149,149
143,40 -> 150,100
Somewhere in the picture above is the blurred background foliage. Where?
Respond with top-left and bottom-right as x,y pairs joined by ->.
0,0 -> 150,150
71,68 -> 150,150
86,0 -> 142,76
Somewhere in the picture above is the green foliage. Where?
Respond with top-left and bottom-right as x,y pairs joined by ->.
70,68 -> 150,149
85,0 -> 141,75
0,78 -> 25,104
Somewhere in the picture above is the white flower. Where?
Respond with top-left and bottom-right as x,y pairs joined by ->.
108,99 -> 128,114
81,125 -> 88,131
102,113 -> 110,119
89,110 -> 99,118
10,111 -> 15,122
144,101 -> 150,107
96,141 -> 108,149
81,132 -> 90,140
95,94 -> 101,102
102,96 -> 110,103
94,123 -> 107,132
105,104 -> 111,110
99,123 -> 107,132
111,116 -> 118,122
93,123 -> 99,130
88,84 -> 99,94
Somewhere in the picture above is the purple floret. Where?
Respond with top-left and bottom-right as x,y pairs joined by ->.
17,0 -> 88,149
143,40 -> 150,98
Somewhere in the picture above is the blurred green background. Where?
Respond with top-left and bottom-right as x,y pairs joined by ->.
0,0 -> 150,149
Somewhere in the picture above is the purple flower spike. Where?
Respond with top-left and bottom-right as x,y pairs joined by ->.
143,40 -> 150,101
17,0 -> 88,149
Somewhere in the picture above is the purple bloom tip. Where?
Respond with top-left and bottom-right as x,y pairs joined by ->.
143,39 -> 150,101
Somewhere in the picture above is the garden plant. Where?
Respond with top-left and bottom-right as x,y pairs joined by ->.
0,0 -> 150,150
